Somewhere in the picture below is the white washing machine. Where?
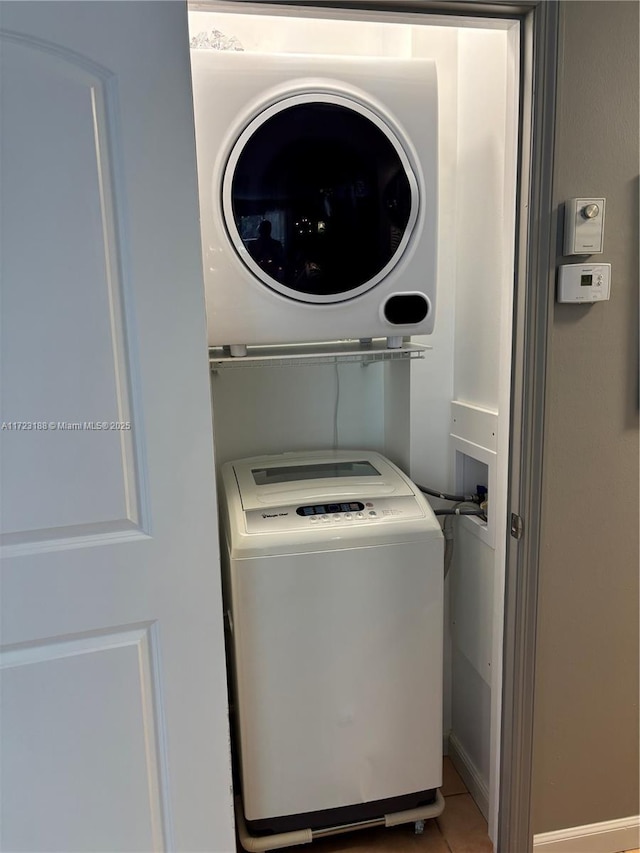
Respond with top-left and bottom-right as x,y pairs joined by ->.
219,450 -> 444,844
190,50 -> 438,353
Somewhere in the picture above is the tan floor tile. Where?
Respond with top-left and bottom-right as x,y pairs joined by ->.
442,756 -> 467,797
436,793 -> 493,853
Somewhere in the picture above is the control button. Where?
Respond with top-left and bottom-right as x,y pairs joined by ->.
321,515 -> 330,522
365,502 -> 374,507
369,510 -> 377,516
582,203 -> 600,219
332,514 -> 342,520
344,513 -> 353,519
310,517 -> 318,524
356,512 -> 364,519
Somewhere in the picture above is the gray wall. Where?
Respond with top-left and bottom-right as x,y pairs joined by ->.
532,0 -> 639,834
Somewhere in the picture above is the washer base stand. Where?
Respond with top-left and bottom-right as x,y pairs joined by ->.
235,790 -> 445,852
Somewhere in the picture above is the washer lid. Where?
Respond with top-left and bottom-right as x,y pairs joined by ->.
230,451 -> 415,510
222,94 -> 419,304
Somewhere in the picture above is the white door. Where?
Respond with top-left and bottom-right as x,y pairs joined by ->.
0,3 -> 234,851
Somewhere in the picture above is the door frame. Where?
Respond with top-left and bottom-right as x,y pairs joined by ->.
497,3 -> 558,852
194,1 -> 559,850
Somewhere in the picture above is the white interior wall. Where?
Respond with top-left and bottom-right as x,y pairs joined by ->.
190,10 -> 516,838
383,360 -> 412,473
444,23 -> 521,838
446,27 -> 517,833
407,27 -> 458,491
454,28 -> 510,410
188,10 -> 413,57
210,363 -> 385,468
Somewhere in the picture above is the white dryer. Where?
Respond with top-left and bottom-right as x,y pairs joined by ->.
219,450 -> 444,841
190,50 -> 438,352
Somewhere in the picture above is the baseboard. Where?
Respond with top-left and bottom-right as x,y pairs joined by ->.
533,814 -> 640,853
447,731 -> 489,819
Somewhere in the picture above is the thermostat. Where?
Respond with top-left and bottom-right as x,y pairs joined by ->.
564,197 -> 606,255
557,263 -> 611,303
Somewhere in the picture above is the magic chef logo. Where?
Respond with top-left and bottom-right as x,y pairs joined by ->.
262,512 -> 289,518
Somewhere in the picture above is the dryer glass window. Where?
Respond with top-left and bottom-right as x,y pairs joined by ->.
228,103 -> 414,299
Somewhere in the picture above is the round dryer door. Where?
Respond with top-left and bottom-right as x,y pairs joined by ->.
222,94 -> 420,303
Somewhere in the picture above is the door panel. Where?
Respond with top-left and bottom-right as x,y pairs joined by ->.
0,3 -> 234,851
1,34 -> 143,548
2,627 -> 165,852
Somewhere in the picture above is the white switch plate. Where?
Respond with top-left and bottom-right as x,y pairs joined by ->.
564,197 -> 606,255
557,263 -> 611,303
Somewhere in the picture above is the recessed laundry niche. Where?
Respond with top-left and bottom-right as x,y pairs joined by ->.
190,6 -> 518,843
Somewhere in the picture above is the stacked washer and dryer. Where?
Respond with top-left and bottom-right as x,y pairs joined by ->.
191,45 -> 444,849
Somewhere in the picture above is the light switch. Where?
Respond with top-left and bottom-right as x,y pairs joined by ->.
564,197 -> 605,255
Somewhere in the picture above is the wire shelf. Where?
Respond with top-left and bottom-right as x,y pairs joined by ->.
209,340 -> 430,370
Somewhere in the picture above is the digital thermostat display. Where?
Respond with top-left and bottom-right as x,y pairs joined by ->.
557,263 -> 611,303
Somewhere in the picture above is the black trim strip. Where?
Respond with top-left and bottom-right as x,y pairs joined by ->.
246,787 -> 436,835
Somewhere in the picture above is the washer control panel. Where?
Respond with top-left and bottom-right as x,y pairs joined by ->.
245,495 -> 424,533
296,501 -> 365,517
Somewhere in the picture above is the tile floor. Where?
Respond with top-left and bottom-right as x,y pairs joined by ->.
238,758 -> 493,852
